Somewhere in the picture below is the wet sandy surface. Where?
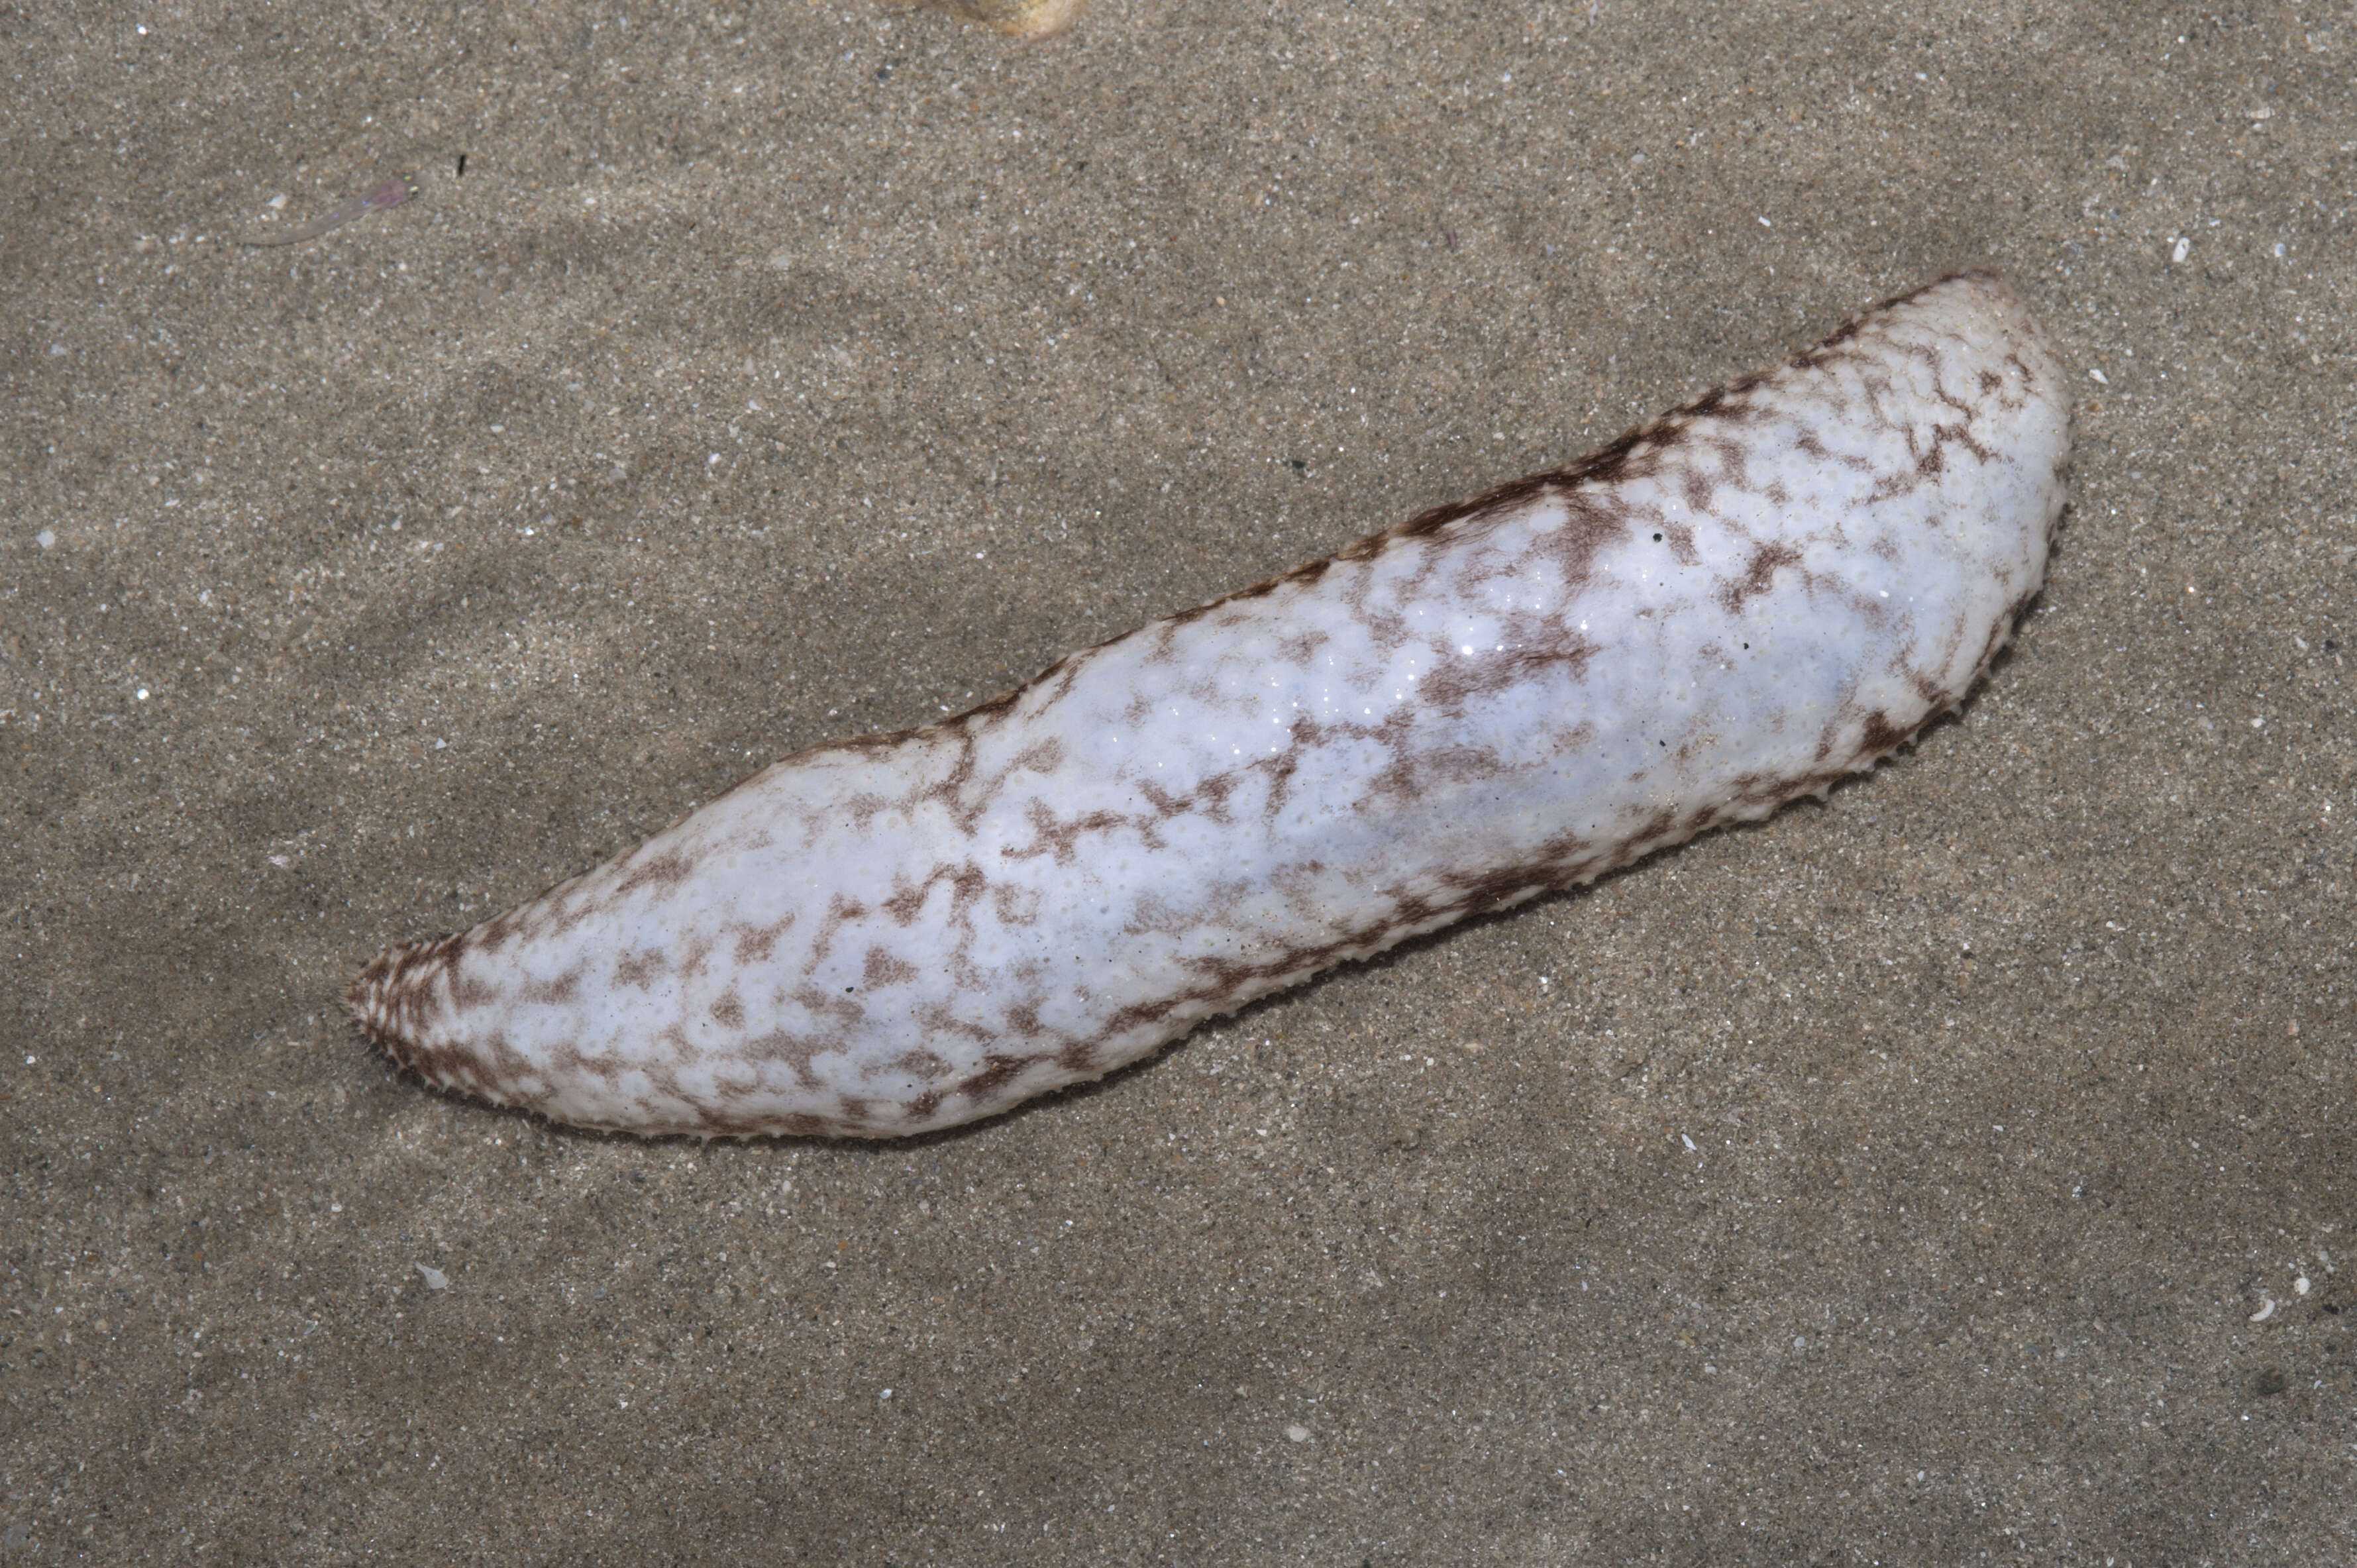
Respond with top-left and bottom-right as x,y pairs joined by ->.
3,1 -> 2352,1561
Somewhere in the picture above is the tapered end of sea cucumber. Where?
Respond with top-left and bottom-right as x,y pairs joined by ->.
345,934 -> 464,1080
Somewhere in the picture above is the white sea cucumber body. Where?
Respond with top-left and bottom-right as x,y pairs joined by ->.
350,272 -> 2069,1137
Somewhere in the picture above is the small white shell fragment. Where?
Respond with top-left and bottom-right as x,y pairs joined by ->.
350,272 -> 2071,1139
2172,236 -> 2193,264
2250,1297 -> 2276,1322
931,0 -> 1093,38
415,1263 -> 449,1292
1285,1424 -> 1312,1443
2294,1276 -> 2311,1296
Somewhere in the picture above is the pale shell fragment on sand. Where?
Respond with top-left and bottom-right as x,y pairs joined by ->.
931,0 -> 1094,39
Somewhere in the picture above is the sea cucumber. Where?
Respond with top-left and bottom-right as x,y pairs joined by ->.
349,270 -> 2070,1139
238,174 -> 415,248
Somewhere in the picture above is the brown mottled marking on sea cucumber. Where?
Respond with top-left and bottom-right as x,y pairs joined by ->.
731,917 -> 794,965
1717,541 -> 1804,616
612,847 -> 700,900
1854,711 -> 1912,758
1006,798 -> 1129,865
470,909 -> 525,955
1012,739 -> 1064,774
990,882 -> 1043,926
891,1047 -> 953,1082
1680,466 -> 1716,514
613,948 -> 669,990
517,968 -> 584,1007
863,947 -> 920,989
805,894 -> 870,965
948,1055 -> 1033,1102
916,1000 -> 1000,1045
449,967 -> 501,1010
790,984 -> 864,1028
674,931 -> 717,982
880,865 -> 986,927
1249,735 -> 1310,823
1420,627 -> 1602,718
744,1028 -> 829,1088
